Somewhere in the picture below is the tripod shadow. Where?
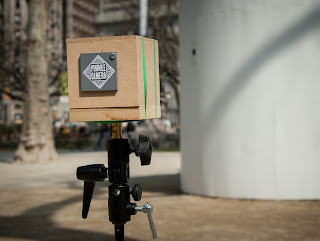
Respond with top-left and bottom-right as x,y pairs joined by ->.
129,174 -> 181,195
0,174 -> 180,241
60,173 -> 181,195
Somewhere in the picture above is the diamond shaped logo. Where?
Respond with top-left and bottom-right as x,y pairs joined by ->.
83,55 -> 115,89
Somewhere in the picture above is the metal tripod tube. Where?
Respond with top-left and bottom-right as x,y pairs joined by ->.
109,123 -> 130,240
115,225 -> 124,241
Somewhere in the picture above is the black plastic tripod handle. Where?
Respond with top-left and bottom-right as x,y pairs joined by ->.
82,181 -> 95,219
77,164 -> 107,182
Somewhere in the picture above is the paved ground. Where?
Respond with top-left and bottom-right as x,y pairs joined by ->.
0,151 -> 319,241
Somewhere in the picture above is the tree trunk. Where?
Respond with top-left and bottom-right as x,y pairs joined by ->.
168,78 -> 180,123
14,0 -> 58,162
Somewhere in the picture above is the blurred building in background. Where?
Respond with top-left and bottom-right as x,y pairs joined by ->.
96,0 -> 137,36
63,0 -> 99,40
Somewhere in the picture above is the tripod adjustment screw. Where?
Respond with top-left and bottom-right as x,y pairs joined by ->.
135,202 -> 157,239
131,184 -> 142,201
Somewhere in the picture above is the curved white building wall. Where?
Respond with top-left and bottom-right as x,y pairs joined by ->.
180,0 -> 320,199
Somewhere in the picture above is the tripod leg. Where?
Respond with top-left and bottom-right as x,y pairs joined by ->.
115,224 -> 124,241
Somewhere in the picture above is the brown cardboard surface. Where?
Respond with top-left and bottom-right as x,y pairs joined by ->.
66,35 -> 138,43
70,106 -> 161,122
67,37 -> 140,108
67,35 -> 161,122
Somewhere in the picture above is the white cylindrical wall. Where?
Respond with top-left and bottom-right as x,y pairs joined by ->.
180,0 -> 320,199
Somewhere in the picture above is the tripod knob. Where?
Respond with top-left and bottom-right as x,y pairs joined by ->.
134,135 -> 153,166
131,184 -> 142,201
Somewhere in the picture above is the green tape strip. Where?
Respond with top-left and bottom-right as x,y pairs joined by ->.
91,121 -> 126,124
153,39 -> 158,118
142,36 -> 147,119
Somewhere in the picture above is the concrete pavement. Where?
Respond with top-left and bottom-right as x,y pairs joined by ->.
0,150 -> 319,241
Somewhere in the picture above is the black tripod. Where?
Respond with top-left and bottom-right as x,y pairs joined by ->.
76,124 -> 157,241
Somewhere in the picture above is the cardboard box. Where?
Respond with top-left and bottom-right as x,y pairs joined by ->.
66,35 -> 161,122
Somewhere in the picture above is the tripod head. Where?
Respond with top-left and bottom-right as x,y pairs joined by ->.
76,127 -> 157,240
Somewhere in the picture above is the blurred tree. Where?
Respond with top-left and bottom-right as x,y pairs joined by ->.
149,0 -> 179,112
0,0 -> 28,102
14,0 -> 58,162
0,0 -> 64,102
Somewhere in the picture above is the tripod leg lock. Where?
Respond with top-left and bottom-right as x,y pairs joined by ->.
76,164 -> 108,218
133,202 -> 158,239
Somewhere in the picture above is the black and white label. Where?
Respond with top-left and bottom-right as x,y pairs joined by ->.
80,52 -> 118,91
83,55 -> 115,89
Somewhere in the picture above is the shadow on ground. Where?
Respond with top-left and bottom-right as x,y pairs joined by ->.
0,174 -> 180,241
130,174 -> 181,195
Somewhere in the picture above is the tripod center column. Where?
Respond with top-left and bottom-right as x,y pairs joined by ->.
112,123 -> 122,139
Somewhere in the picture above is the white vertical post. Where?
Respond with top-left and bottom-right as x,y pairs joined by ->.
180,0 -> 320,199
139,0 -> 148,36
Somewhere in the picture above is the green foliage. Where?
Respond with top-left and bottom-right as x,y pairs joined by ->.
55,139 -> 93,149
0,124 -> 21,149
0,142 -> 18,150
60,72 -> 68,95
0,124 -> 22,135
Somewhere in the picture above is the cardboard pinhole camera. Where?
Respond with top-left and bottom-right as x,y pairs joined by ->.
66,35 -> 161,122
